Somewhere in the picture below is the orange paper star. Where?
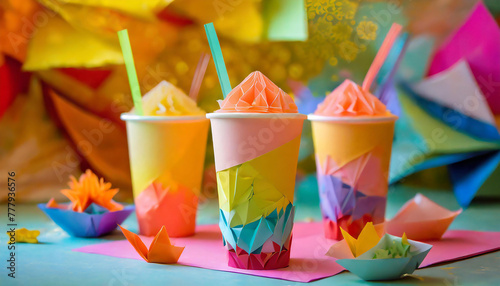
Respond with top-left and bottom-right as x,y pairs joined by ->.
61,169 -> 123,212
119,225 -> 184,264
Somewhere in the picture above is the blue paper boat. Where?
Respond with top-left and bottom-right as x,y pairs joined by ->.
38,203 -> 134,238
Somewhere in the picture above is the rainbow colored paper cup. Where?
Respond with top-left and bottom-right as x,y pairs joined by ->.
207,112 -> 306,270
121,113 -> 209,237
309,114 -> 396,240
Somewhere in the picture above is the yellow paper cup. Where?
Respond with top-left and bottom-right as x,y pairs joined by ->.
207,112 -> 306,270
309,114 -> 397,240
121,113 -> 209,237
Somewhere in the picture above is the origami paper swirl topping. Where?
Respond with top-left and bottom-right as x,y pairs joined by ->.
314,79 -> 391,117
61,169 -> 123,212
216,71 -> 298,113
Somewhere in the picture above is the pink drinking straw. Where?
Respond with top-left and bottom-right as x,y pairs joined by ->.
189,53 -> 211,101
362,23 -> 403,92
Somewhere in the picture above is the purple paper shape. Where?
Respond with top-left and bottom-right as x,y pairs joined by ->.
38,203 -> 134,237
318,174 -> 355,221
352,192 -> 386,222
428,1 -> 500,114
318,173 -> 386,223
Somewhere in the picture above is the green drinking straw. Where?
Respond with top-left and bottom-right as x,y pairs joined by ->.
117,29 -> 144,115
204,23 -> 232,98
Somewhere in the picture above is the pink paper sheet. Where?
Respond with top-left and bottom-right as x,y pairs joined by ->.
73,222 -> 500,282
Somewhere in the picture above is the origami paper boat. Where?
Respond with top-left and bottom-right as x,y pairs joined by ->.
119,225 -> 184,264
386,194 -> 462,240
329,234 -> 432,281
38,203 -> 134,237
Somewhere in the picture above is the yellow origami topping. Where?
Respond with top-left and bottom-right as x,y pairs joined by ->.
61,169 -> 123,212
7,228 -> 40,244
340,222 -> 381,257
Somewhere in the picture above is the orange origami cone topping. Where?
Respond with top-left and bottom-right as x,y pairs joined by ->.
119,225 -> 184,264
217,71 -> 298,113
61,169 -> 123,212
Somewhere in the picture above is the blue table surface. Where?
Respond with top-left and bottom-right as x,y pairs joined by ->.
1,184 -> 500,286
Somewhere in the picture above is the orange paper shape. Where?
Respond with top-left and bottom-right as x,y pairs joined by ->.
119,225 -> 184,264
217,71 -> 298,113
61,169 -> 123,212
386,194 -> 462,240
135,182 -> 198,237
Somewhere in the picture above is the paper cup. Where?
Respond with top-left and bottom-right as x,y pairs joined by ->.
309,114 -> 397,240
121,113 -> 209,237
207,112 -> 306,270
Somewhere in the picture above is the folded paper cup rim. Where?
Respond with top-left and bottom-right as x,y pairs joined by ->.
308,114 -> 398,123
120,113 -> 208,122
206,112 -> 307,119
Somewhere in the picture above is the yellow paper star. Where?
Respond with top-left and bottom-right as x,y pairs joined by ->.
7,228 -> 40,244
340,222 -> 381,257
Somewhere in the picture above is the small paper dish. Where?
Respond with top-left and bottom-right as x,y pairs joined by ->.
326,222 -> 432,281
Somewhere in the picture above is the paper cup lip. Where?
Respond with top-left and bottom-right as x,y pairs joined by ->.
206,112 -> 307,119
120,113 -> 208,122
308,114 -> 398,123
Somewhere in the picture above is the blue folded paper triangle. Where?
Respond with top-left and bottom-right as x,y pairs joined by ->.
448,151 -> 500,207
219,204 -> 295,254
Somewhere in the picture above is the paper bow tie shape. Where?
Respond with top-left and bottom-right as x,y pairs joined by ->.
326,223 -> 432,281
119,225 -> 184,264
386,194 -> 462,241
39,170 -> 134,237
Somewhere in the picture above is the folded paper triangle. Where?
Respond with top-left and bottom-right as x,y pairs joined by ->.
119,225 -> 184,264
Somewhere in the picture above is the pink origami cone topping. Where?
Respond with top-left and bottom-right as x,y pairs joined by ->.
314,80 -> 390,117
216,71 -> 298,113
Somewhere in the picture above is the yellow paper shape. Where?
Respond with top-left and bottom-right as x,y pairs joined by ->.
125,118 -> 209,197
340,222 -> 381,257
217,135 -> 301,226
139,81 -> 205,116
54,0 -> 172,19
171,0 -> 263,42
7,228 -> 40,244
24,16 -> 123,70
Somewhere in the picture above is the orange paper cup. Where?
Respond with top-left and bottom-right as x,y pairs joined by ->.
309,114 -> 397,240
121,113 -> 209,237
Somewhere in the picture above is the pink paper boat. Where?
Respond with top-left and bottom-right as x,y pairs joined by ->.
386,194 -> 462,241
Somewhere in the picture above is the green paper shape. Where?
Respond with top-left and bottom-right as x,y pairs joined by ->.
263,0 -> 308,41
117,29 -> 143,115
204,23 -> 231,98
